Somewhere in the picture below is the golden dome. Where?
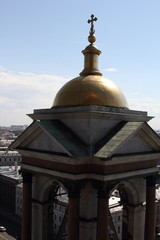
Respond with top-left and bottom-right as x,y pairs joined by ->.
52,15 -> 128,109
53,75 -> 128,107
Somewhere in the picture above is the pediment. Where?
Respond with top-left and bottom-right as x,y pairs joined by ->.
11,120 -> 160,159
25,130 -> 71,156
95,122 -> 160,158
10,121 -> 71,156
10,120 -> 88,157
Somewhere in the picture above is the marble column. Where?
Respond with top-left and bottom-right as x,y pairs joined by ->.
65,181 -> 82,240
22,172 -> 32,240
96,183 -> 109,240
67,195 -> 80,240
145,176 -> 156,240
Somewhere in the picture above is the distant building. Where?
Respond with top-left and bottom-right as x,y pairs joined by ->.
52,198 -> 67,238
0,125 -> 28,147
0,166 -> 22,216
109,196 -> 122,240
0,149 -> 21,166
11,125 -> 28,131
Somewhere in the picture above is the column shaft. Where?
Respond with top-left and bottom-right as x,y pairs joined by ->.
97,197 -> 108,240
22,172 -> 32,240
145,177 -> 156,240
67,196 -> 80,240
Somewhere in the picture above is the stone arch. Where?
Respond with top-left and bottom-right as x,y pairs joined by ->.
32,176 -> 68,240
37,177 -> 67,202
109,178 -> 146,240
110,178 -> 145,205
117,180 -> 139,205
47,182 -> 68,240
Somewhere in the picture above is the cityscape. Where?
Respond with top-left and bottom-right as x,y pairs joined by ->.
0,125 -> 26,239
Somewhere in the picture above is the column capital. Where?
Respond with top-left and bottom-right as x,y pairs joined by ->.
22,172 -> 32,183
92,180 -> 114,199
146,175 -> 156,187
63,180 -> 86,198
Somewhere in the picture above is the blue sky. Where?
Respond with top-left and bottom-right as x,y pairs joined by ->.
0,0 -> 160,129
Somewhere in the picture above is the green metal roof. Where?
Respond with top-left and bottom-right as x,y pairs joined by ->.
95,122 -> 142,158
40,120 -> 88,157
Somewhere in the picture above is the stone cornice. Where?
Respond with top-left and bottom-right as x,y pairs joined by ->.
28,105 -> 151,122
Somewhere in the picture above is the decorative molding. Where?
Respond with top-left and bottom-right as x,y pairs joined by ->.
62,180 -> 87,198
92,180 -> 116,198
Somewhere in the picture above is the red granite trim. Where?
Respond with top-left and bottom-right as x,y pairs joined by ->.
22,156 -> 157,175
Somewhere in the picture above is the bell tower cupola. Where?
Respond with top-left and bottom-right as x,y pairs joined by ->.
53,14 -> 128,108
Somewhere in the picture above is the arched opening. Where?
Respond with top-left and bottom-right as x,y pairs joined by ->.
108,189 -> 123,240
118,187 -> 130,240
108,180 -> 144,240
47,183 -> 68,240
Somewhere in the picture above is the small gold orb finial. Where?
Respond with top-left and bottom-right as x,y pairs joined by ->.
88,14 -> 97,43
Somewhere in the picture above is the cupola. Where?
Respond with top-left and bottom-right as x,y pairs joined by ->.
53,15 -> 128,108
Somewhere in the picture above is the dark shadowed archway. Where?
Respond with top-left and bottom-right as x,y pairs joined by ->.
47,184 -> 68,240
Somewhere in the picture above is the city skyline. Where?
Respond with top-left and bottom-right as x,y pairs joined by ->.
0,0 -> 160,129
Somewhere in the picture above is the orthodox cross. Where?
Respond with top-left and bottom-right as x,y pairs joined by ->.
88,14 -> 97,35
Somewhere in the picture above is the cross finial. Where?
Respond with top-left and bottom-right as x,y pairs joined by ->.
88,14 -> 97,36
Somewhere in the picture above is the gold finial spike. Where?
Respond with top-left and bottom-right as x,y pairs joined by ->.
88,14 -> 97,43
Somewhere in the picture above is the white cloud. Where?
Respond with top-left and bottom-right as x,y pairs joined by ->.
0,69 -> 69,125
127,97 -> 160,129
128,97 -> 160,113
0,68 -> 160,130
104,68 -> 118,72
0,65 -> 8,71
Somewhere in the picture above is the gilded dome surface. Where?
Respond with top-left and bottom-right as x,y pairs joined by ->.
53,75 -> 128,108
